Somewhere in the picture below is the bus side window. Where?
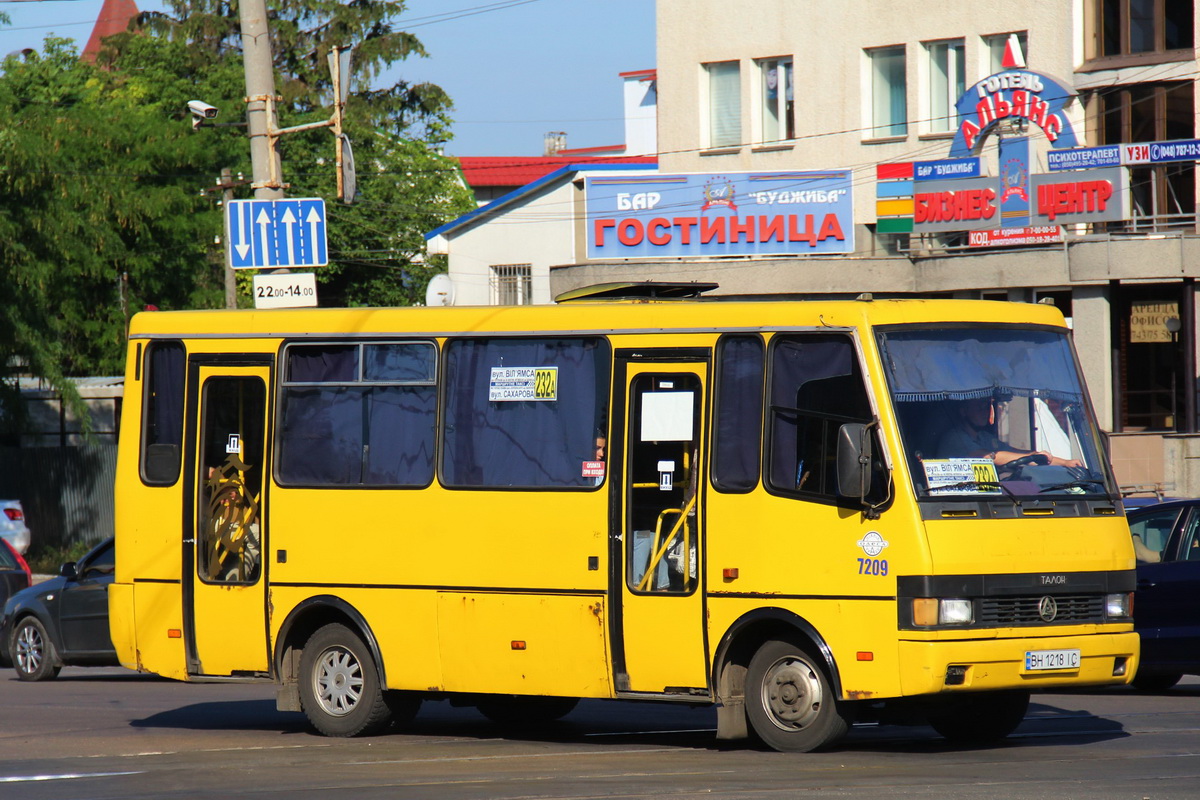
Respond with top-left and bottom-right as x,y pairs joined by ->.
767,334 -> 877,503
141,340 -> 185,486
713,335 -> 764,492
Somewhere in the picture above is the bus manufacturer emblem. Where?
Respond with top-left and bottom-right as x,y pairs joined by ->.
857,531 -> 889,557
1038,596 -> 1058,622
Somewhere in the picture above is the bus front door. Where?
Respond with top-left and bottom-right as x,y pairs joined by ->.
615,362 -> 709,695
185,362 -> 270,677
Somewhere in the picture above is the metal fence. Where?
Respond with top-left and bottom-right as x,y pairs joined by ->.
0,445 -> 116,552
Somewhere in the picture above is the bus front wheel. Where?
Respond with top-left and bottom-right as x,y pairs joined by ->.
299,623 -> 392,737
745,639 -> 851,752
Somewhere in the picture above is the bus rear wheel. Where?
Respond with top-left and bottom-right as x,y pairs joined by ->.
745,639 -> 851,752
299,623 -> 392,737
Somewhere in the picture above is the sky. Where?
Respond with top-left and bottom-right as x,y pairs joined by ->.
0,0 -> 657,157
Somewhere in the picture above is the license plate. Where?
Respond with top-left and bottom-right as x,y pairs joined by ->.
1024,648 -> 1081,671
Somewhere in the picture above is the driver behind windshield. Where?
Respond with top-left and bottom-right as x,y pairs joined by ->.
937,397 -> 1082,469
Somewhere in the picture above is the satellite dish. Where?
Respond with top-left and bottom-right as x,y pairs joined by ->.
425,274 -> 456,307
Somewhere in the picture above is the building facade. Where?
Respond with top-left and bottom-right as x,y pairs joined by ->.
431,1 -> 1200,494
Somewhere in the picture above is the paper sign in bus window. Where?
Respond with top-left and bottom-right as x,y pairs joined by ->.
640,392 -> 694,441
923,458 -> 1000,493
488,366 -> 558,402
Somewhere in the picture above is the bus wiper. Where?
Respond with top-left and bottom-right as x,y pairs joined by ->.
1038,480 -> 1104,494
934,480 -> 1021,506
975,481 -> 1021,506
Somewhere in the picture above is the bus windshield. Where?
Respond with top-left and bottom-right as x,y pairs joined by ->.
877,326 -> 1116,500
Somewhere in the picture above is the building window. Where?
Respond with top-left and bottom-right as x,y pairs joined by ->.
491,264 -> 532,305
1093,81 -> 1194,230
984,31 -> 1028,72
757,57 -> 794,142
1096,0 -> 1193,57
925,40 -> 964,134
867,46 -> 907,138
706,60 -> 741,148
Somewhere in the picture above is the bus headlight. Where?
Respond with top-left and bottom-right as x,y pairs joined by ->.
913,598 -> 974,626
1105,592 -> 1133,620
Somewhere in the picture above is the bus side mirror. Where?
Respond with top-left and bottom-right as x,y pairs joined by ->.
836,422 -> 873,501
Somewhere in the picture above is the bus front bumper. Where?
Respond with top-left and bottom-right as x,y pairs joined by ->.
897,631 -> 1139,695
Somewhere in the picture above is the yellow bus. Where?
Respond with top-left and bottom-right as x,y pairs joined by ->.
109,285 -> 1138,752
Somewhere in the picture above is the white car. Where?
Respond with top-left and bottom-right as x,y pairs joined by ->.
0,500 -> 30,555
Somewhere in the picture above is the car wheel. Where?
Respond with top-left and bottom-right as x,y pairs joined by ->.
745,638 -> 852,752
11,617 -> 62,681
298,623 -> 391,737
476,695 -> 579,726
928,690 -> 1030,744
1131,671 -> 1183,693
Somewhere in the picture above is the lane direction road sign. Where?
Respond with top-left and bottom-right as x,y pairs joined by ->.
225,198 -> 328,269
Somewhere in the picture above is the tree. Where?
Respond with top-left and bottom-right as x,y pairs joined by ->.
0,1 -> 473,432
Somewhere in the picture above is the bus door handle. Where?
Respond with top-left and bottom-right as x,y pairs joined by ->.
1137,579 -> 1157,589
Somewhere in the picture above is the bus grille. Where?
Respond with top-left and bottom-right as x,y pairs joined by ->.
977,594 -> 1104,626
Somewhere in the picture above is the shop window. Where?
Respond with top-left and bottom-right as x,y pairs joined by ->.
1115,285 -> 1187,432
706,60 -> 741,148
867,46 -> 907,138
757,57 -> 794,142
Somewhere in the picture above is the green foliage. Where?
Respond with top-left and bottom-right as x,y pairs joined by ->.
0,0 -> 474,434
26,537 -> 94,577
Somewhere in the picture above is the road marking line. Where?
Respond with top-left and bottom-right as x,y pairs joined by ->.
0,771 -> 142,783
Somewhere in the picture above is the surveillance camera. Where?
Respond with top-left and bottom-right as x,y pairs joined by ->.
187,100 -> 219,119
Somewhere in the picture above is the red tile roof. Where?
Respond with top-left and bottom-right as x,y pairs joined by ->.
457,155 -> 657,188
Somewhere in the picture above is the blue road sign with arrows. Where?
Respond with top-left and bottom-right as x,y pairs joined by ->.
225,198 -> 328,269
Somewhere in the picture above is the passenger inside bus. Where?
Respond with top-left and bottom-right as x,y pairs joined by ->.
936,397 -> 1082,469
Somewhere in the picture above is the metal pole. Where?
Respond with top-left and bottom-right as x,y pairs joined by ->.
239,0 -> 283,201
221,168 -> 237,308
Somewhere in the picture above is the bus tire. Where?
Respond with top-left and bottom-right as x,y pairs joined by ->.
476,695 -> 579,726
745,638 -> 850,752
1131,672 -> 1182,693
928,690 -> 1029,744
299,623 -> 391,737
11,616 -> 62,682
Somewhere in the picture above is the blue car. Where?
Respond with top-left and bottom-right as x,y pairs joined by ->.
1128,499 -> 1200,691
1,537 -> 118,680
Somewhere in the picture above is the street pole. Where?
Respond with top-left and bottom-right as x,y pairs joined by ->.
239,0 -> 283,201
220,169 -> 238,308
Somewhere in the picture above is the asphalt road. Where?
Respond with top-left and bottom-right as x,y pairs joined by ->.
1,667 -> 1199,799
